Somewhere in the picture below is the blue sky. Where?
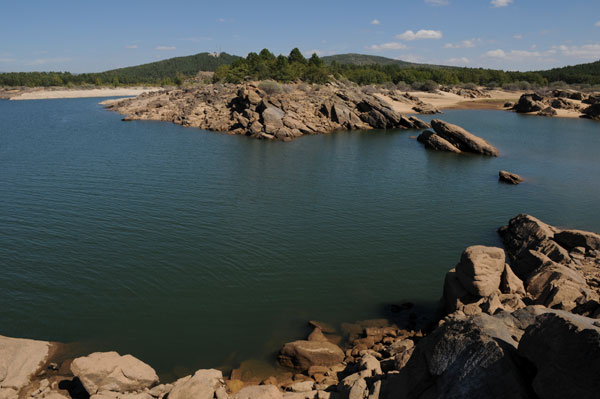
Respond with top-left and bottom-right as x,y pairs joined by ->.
1,0 -> 599,73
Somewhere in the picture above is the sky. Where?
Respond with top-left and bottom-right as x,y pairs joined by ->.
0,0 -> 599,73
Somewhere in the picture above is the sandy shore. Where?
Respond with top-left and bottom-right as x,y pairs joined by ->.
8,87 -> 161,101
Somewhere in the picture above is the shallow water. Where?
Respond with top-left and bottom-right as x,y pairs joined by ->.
1,98 -> 599,377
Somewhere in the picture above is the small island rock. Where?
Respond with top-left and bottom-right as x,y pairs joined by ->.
499,170 -> 523,184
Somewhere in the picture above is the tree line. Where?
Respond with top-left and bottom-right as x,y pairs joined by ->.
1,48 -> 598,88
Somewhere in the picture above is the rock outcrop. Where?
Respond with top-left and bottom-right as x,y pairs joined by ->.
70,352 -> 159,394
417,119 -> 499,156
106,83 -> 430,141
511,91 -> 600,120
499,170 -> 523,184
498,214 -> 600,316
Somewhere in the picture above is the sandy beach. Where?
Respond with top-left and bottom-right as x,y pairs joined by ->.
7,87 -> 161,101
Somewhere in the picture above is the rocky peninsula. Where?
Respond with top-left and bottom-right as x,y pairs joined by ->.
3,214 -> 600,399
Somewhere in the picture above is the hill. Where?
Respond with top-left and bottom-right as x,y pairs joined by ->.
538,60 -> 600,85
96,52 -> 241,84
322,53 -> 416,67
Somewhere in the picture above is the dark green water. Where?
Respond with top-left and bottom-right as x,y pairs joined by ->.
1,98 -> 599,378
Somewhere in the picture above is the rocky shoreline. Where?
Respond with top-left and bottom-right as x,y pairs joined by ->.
103,82 -> 436,141
3,214 -> 600,399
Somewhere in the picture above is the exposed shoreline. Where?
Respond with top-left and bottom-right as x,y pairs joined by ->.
3,87 -> 161,100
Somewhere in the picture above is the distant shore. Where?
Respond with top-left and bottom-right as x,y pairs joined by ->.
3,87 -> 161,100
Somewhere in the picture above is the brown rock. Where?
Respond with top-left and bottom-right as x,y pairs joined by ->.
499,170 -> 523,184
417,130 -> 461,153
455,246 -> 506,297
278,341 -> 344,372
431,119 -> 499,156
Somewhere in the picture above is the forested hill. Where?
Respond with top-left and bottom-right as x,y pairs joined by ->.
538,60 -> 600,85
0,52 -> 240,87
321,53 -> 416,67
98,52 -> 240,84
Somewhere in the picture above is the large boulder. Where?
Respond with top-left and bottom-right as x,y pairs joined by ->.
278,340 -> 344,371
498,214 -> 570,279
70,352 -> 158,394
518,311 -> 600,399
401,315 -> 533,399
417,131 -> 461,153
582,103 -> 600,121
168,369 -> 223,399
0,335 -> 51,391
554,229 -> 600,251
513,93 -> 546,113
430,119 -> 498,156
455,246 -> 506,297
526,261 -> 598,310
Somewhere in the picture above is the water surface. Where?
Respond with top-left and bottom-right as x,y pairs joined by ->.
1,98 -> 599,377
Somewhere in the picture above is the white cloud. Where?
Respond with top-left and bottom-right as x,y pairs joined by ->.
444,38 -> 479,48
396,29 -> 443,41
371,19 -> 380,25
217,18 -> 226,22
555,43 -> 600,59
125,44 -> 138,49
425,0 -> 449,5
0,57 -> 16,63
367,42 -> 408,51
595,21 -> 600,27
513,34 -> 523,40
446,57 -> 470,64
483,48 -> 557,61
491,0 -> 513,7
156,46 -> 176,51
485,49 -> 506,58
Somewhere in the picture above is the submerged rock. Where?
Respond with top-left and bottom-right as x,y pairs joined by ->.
499,170 -> 524,184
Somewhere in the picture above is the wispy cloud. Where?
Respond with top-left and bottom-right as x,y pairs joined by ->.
156,46 -> 176,51
0,57 -> 16,63
26,57 -> 72,66
367,42 -> 408,51
371,19 -> 380,25
125,44 -> 138,49
396,29 -> 443,41
425,0 -> 449,5
595,21 -> 600,27
444,38 -> 480,48
217,18 -> 226,22
513,34 -> 523,40
554,43 -> 600,59
483,48 -> 556,61
491,0 -> 513,7
446,57 -> 470,64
